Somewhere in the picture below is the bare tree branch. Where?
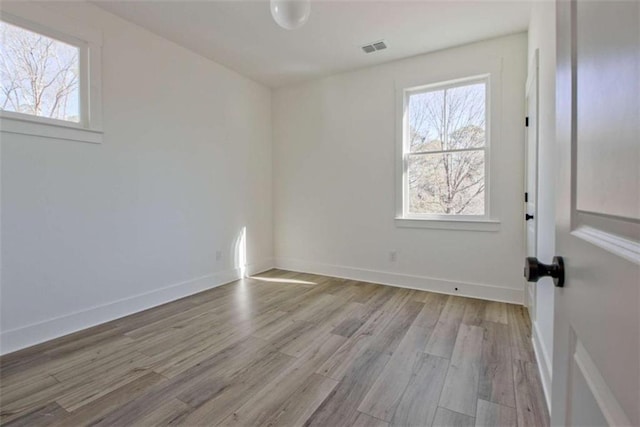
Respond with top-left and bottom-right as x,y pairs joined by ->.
1,22 -> 79,121
407,83 -> 486,215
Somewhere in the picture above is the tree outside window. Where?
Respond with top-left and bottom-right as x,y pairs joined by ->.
1,20 -> 80,122
405,80 -> 487,216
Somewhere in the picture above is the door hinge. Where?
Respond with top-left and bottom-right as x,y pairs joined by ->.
525,192 -> 528,202
525,116 -> 529,127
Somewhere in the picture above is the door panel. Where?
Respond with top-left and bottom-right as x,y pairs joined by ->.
575,1 -> 639,220
553,1 -> 640,426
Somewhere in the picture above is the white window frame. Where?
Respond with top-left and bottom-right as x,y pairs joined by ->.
395,74 -> 500,232
0,2 -> 103,144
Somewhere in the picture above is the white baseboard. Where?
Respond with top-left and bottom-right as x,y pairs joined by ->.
0,258 -> 274,355
532,321 -> 553,412
275,257 -> 523,304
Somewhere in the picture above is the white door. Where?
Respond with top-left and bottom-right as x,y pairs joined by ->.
552,1 -> 640,425
525,50 -> 539,316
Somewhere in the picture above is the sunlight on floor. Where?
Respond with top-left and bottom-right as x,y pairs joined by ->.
249,276 -> 316,285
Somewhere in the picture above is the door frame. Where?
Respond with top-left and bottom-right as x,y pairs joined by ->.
524,49 -> 539,318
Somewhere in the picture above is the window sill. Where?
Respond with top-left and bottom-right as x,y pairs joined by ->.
0,115 -> 103,144
395,217 -> 501,232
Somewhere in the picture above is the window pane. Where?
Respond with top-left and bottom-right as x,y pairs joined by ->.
1,21 -> 80,122
408,150 -> 485,215
408,82 -> 486,153
408,90 -> 445,153
445,83 -> 485,150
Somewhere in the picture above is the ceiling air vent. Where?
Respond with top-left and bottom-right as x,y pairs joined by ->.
361,40 -> 387,54
362,44 -> 376,53
373,41 -> 387,50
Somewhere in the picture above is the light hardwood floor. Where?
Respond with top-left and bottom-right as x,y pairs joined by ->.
0,270 -> 549,426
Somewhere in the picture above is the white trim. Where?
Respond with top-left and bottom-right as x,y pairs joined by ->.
0,258 -> 274,355
394,217 -> 500,232
397,75 -> 491,221
532,321 -> 552,412
395,59 -> 504,227
574,340 -> 632,427
524,48 -> 539,323
0,115 -> 103,144
275,257 -> 523,304
572,226 -> 640,265
526,282 -> 536,321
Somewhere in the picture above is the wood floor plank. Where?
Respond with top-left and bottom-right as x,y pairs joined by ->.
315,332 -> 374,381
51,347 -> 152,383
0,270 -> 549,427
0,372 -> 61,406
55,366 -> 153,411
217,334 -> 346,426
507,304 -> 536,362
354,412 -> 390,427
131,398 -> 191,426
331,316 -> 366,338
289,293 -> 343,324
358,299 -> 441,421
425,296 -> 466,358
357,346 -> 419,421
484,301 -> 508,324
50,372 -> 166,427
432,407 -> 476,427
42,326 -> 125,360
475,399 -> 517,427
147,322 -> 262,378
2,402 -> 67,427
274,282 -> 341,313
278,302 -> 359,357
390,353 -> 449,427
316,288 -> 412,380
175,350 -> 294,425
115,298 -> 212,333
462,298 -> 487,327
369,300 -> 424,355
171,339 -> 281,408
307,295 -> 421,426
132,316 -> 235,358
1,335 -> 136,390
305,348 -> 391,427
439,324 -> 484,417
478,321 -> 516,408
87,337 -> 272,426
0,322 -> 123,373
513,359 -> 550,427
347,282 -> 381,305
344,285 -> 397,331
259,373 -> 339,427
420,292 -> 449,329
0,378 -> 69,424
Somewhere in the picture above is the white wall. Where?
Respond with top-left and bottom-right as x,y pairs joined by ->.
528,0 -> 557,409
0,2 -> 273,354
273,34 -> 528,303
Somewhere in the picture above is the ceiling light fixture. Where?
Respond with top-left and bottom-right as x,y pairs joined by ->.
270,0 -> 311,30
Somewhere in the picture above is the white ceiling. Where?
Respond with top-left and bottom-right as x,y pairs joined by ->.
93,0 -> 532,88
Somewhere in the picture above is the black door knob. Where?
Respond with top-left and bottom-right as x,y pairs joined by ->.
524,256 -> 565,287
525,213 -> 535,221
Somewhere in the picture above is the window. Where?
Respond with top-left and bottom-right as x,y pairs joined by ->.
1,21 -> 80,123
398,77 -> 493,226
0,3 -> 102,143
